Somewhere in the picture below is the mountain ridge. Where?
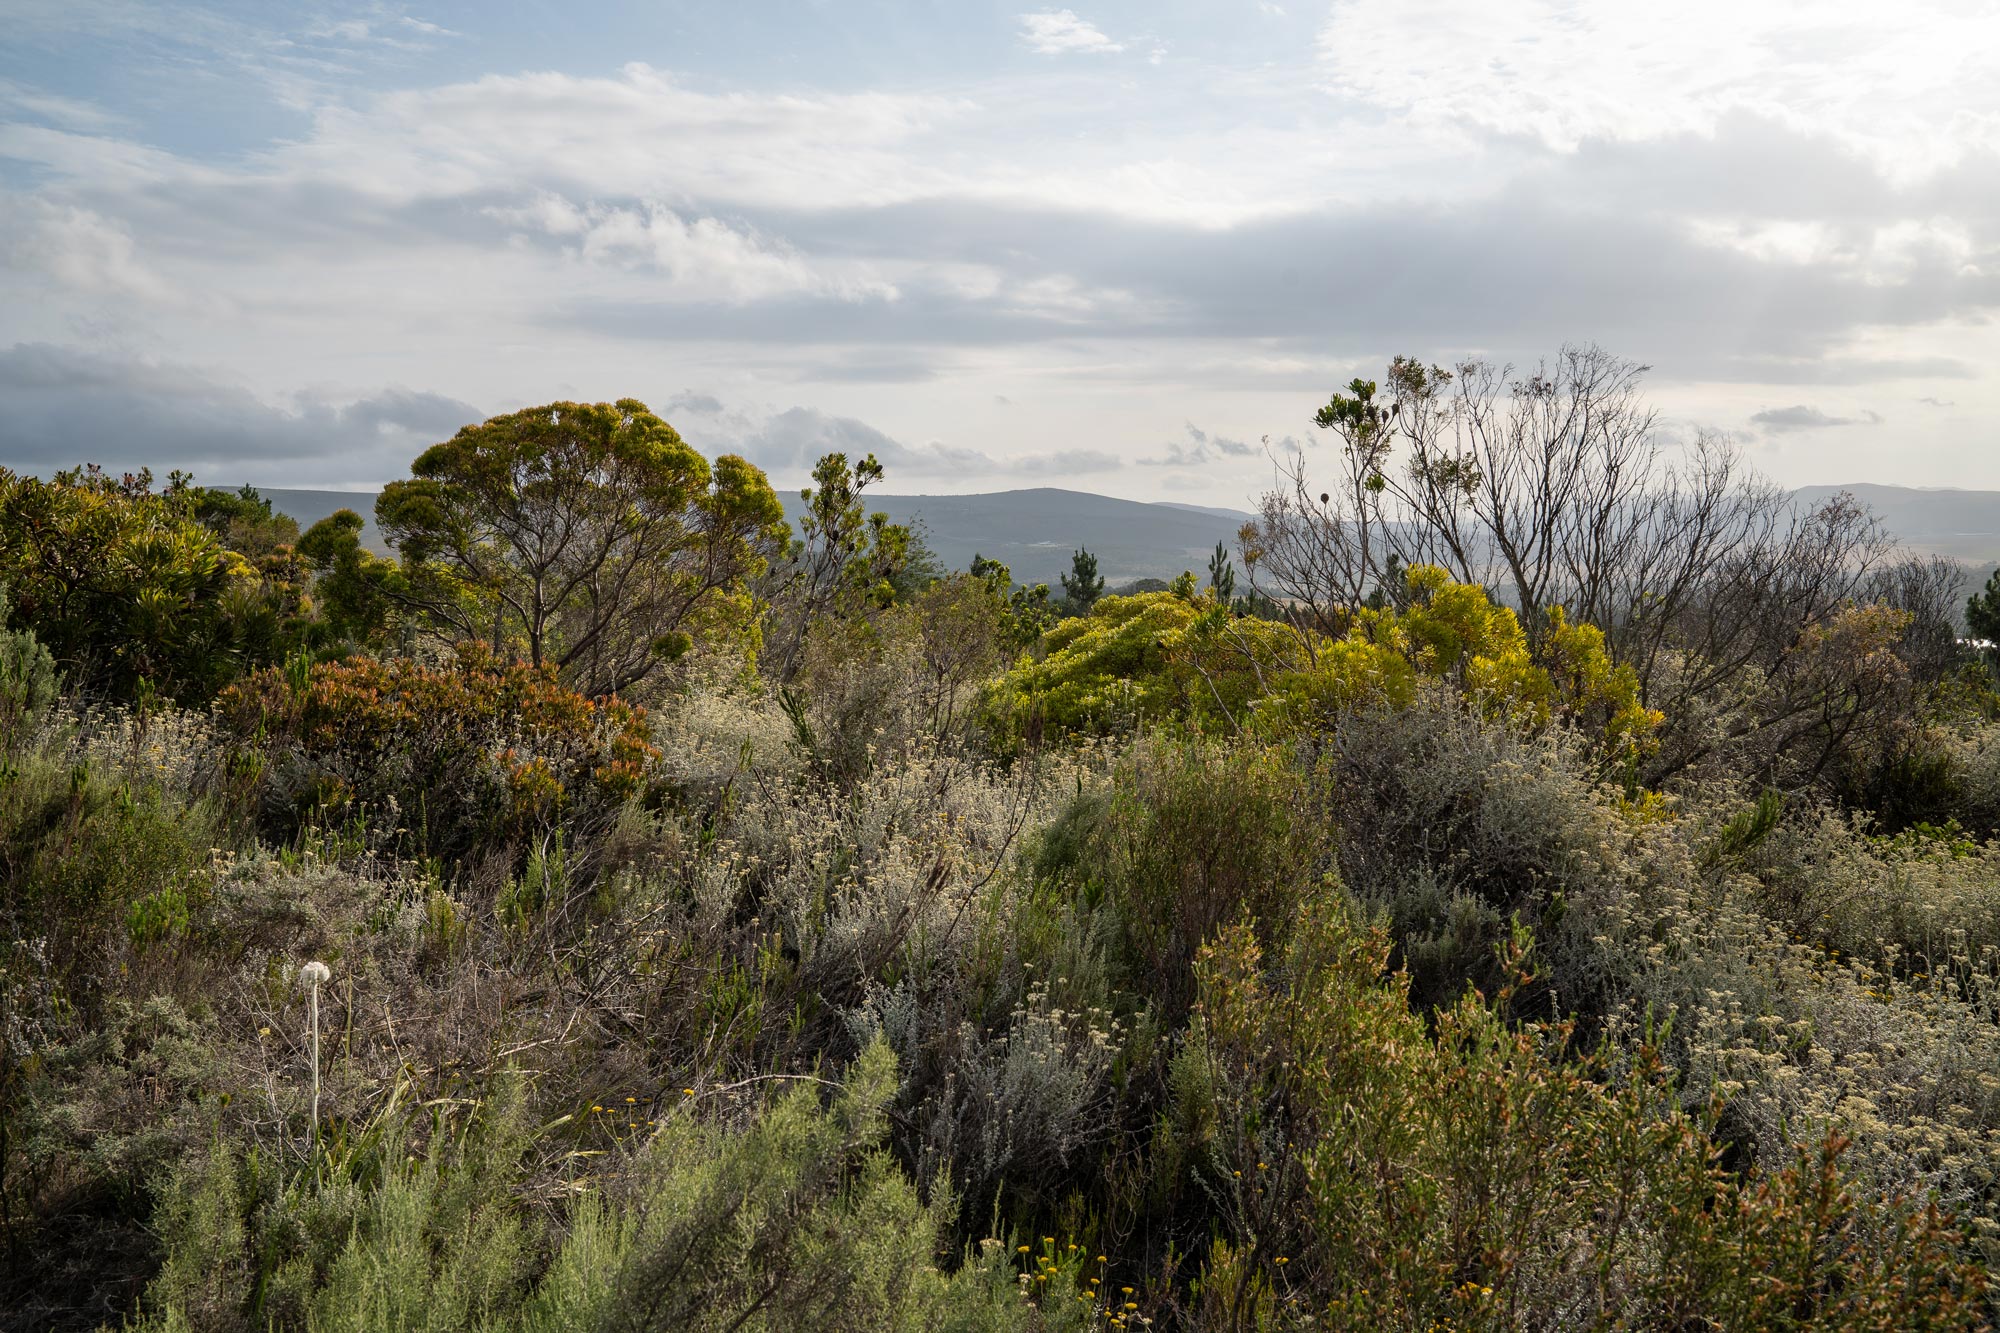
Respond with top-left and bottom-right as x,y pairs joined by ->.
247,481 -> 2000,589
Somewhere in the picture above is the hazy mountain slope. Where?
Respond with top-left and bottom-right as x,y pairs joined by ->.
249,481 -> 1999,592
798,488 -> 1253,586
1794,483 -> 2000,562
257,488 -> 386,550
252,485 -> 1255,585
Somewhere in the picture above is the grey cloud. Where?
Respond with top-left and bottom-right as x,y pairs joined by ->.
537,186 -> 1998,392
1749,404 -> 1884,433
698,401 -> 1117,482
1918,396 -> 1956,407
663,390 -> 724,416
734,405 -> 992,478
28,107 -> 2000,396
0,341 -> 479,484
1142,422 -> 1255,466
1010,448 -> 1121,474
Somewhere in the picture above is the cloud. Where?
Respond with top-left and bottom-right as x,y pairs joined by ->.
1315,0 -> 2000,174
0,342 -> 480,485
662,390 -> 724,416
658,395 -> 1117,482
1019,10 -> 1123,55
1749,404 -> 1885,433
1141,421 -> 1257,466
486,193 -> 896,303
1917,395 -> 1956,407
730,406 -> 993,478
2,199 -> 176,302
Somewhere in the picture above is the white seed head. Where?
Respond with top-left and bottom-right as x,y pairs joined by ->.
300,960 -> 331,986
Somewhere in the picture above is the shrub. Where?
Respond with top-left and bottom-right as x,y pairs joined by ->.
132,1042 -> 1041,1333
0,587 -> 59,739
983,566 -> 1660,768
214,645 -> 658,864
1169,896 -> 1989,1329
981,589 -> 1301,746
1078,737 -> 1327,1020
0,726 -> 223,998
0,467 -> 305,703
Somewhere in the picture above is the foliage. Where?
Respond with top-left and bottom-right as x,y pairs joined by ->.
1205,542 -> 1235,602
0,467 -> 305,702
376,400 -> 786,697
969,554 -> 1058,651
985,565 -> 1659,763
1059,549 -> 1104,616
296,509 -> 407,649
765,451 -> 922,683
214,644 -> 657,862
1175,896 -> 1988,1329
190,485 -> 301,559
0,587 -> 59,737
980,588 -> 1298,745
1968,565 -> 2000,671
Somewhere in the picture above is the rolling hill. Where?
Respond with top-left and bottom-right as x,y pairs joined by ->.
251,482 -> 2000,593
254,486 -> 1255,588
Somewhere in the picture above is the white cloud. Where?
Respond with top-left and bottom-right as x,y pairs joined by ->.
486,193 -> 897,303
1316,0 -> 2000,174
2,199 -> 177,302
1020,10 -> 1123,55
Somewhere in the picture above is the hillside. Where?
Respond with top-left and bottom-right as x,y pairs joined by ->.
255,481 -> 2000,588
1794,483 -> 2000,562
257,485 -> 1253,586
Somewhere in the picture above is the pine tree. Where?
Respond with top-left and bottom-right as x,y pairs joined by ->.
1061,547 -> 1105,615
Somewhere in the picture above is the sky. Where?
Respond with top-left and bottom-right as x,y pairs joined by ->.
2,0 -> 1998,503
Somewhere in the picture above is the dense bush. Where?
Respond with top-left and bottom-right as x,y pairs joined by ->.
0,467 -> 306,703
983,566 -> 1658,768
214,645 -> 656,863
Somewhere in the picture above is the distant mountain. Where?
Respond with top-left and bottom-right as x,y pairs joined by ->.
257,488 -> 386,550
252,485 -> 1253,587
794,488 -> 1252,586
1793,484 -> 2000,563
1155,500 -> 1259,525
248,481 -> 2000,595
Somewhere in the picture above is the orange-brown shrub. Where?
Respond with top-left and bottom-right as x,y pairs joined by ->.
215,644 -> 657,861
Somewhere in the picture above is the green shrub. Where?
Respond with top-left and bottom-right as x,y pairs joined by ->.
133,1043 -> 1042,1333
0,732 -> 221,997
0,467 -> 307,703
1169,896 -> 1989,1328
1079,737 -> 1326,1020
0,588 -> 59,739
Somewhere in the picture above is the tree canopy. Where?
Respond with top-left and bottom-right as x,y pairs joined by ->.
375,399 -> 785,697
